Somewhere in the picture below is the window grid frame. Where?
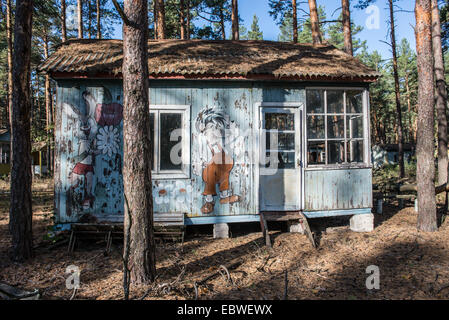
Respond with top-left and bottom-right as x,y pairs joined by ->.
306,88 -> 367,168
149,105 -> 191,180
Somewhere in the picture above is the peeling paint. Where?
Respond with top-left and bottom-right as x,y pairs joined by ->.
54,80 -> 372,224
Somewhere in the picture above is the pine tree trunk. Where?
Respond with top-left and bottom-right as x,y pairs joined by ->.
415,0 -> 438,232
96,0 -> 101,39
10,0 -> 33,262
231,0 -> 239,40
153,0 -> 157,40
88,0 -> 92,38
308,0 -> 322,45
292,0 -> 298,43
180,0 -> 186,39
186,0 -> 190,39
50,89 -> 55,173
155,0 -> 166,39
219,7 -> 226,40
44,33 -> 51,176
122,0 -> 156,286
78,0 -> 83,38
61,0 -> 67,41
342,0 -> 353,55
431,0 -> 448,186
7,0 -> 13,129
389,0 -> 405,178
405,73 -> 414,143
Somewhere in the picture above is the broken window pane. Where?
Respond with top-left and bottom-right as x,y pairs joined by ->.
307,90 -> 325,114
327,90 -> 344,114
327,115 -> 345,139
307,115 -> 325,139
265,151 -> 295,169
160,113 -> 182,171
308,141 -> 326,165
328,141 -> 345,164
347,115 -> 364,139
266,132 -> 295,151
351,140 -> 364,163
265,113 -> 295,131
347,90 -> 364,113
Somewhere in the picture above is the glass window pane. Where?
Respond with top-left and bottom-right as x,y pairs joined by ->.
347,115 -> 364,139
150,113 -> 155,171
327,115 -> 345,139
307,115 -> 325,139
347,90 -> 364,113
160,113 -> 182,171
351,140 -> 364,163
265,113 -> 294,130
265,152 -> 295,169
328,141 -> 345,164
306,90 -> 325,114
308,141 -> 326,165
327,90 -> 344,113
266,132 -> 295,151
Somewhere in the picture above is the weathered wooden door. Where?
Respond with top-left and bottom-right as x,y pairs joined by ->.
259,106 -> 303,211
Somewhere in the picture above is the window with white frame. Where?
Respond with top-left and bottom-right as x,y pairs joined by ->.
306,89 -> 366,166
149,105 -> 190,179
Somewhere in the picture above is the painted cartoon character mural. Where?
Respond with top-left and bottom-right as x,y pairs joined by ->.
63,87 -> 123,213
194,107 -> 243,214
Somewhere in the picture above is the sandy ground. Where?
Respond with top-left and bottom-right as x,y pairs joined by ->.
1,179 -> 449,300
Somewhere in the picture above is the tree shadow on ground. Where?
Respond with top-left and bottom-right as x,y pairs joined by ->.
206,239 -> 449,300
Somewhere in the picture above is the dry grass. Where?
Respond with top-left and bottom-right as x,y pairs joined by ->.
1,181 -> 449,300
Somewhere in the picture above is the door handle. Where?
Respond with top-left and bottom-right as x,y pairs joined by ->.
297,159 -> 303,168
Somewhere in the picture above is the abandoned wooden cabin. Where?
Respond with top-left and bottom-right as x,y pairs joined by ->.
38,39 -> 379,236
0,130 -> 48,176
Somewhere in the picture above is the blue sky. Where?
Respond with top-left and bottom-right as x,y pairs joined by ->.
112,0 -> 418,59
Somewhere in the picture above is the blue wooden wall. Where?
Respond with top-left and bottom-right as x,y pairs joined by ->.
54,79 -> 372,224
304,168 -> 372,211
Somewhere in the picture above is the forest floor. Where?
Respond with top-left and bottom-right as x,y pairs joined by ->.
1,178 -> 449,300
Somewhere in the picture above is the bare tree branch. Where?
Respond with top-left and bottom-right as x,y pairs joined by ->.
112,0 -> 130,26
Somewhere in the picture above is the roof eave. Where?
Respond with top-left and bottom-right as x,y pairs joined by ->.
48,71 -> 379,83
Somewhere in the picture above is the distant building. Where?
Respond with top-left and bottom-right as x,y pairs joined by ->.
372,144 -> 415,169
0,129 -> 10,175
0,129 -> 49,176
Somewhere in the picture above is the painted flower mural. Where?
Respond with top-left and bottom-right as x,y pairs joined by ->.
63,86 -> 124,215
97,125 -> 120,157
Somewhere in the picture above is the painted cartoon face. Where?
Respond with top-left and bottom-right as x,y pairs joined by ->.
204,123 -> 223,146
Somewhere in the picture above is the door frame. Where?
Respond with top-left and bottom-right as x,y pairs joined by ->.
254,102 -> 305,213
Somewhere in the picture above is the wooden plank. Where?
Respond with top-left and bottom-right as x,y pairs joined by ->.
259,212 -> 272,247
261,211 -> 304,222
396,194 -> 416,200
400,183 -> 449,195
299,212 -> 316,249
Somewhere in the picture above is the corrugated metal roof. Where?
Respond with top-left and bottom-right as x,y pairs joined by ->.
38,39 -> 380,81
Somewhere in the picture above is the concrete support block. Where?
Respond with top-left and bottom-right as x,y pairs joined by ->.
350,213 -> 374,233
213,223 -> 229,239
288,221 -> 305,234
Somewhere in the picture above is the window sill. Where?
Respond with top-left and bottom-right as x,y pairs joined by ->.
305,164 -> 372,171
152,173 -> 190,180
